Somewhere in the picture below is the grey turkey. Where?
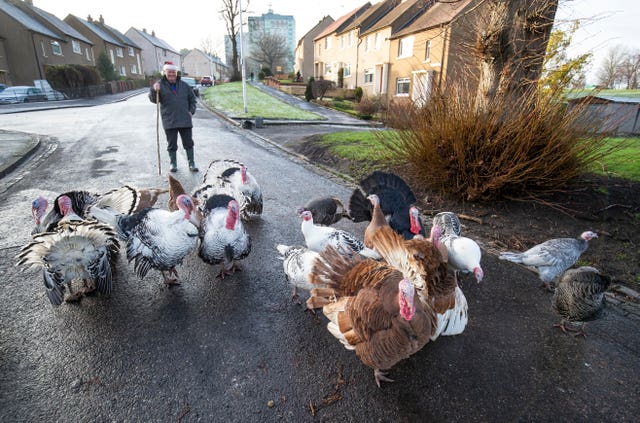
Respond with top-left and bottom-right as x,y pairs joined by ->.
87,194 -> 202,286
193,159 -> 263,221
432,212 -> 462,237
348,171 -> 426,240
198,194 -> 251,279
31,185 -> 167,235
499,231 -> 598,291
276,244 -> 320,303
552,266 -> 611,337
296,196 -> 349,226
17,195 -> 120,306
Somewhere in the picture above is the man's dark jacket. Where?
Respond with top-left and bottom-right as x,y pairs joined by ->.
149,76 -> 197,129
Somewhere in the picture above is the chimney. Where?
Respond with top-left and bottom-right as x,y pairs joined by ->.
24,0 -> 33,5
143,28 -> 147,33
152,30 -> 156,37
87,14 -> 92,22
99,14 -> 104,25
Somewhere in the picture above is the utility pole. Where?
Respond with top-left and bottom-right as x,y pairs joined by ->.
239,0 -> 248,113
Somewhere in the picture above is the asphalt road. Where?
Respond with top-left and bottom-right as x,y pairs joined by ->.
0,93 -> 638,422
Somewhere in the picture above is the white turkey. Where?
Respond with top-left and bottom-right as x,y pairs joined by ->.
307,245 -> 435,387
299,210 -> 380,259
432,212 -> 462,237
499,231 -> 598,291
276,244 -> 320,303
87,194 -> 201,285
17,195 -> 120,305
439,231 -> 484,283
296,196 -> 349,226
198,194 -> 252,279
552,266 -> 611,337
348,171 -> 426,240
194,159 -> 263,221
31,185 -> 167,235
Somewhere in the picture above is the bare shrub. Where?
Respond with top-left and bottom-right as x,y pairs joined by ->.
382,85 -> 618,201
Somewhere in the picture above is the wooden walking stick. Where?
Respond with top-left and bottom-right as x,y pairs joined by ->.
155,88 -> 162,175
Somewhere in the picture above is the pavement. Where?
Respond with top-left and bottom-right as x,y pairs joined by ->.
0,82 -> 372,180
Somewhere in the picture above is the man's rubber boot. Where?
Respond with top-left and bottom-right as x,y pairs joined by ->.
186,148 -> 198,172
169,150 -> 178,172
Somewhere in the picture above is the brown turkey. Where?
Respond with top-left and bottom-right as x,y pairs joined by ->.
308,246 -> 435,387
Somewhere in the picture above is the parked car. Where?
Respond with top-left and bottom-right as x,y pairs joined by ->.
181,77 -> 200,97
44,89 -> 67,101
0,86 -> 48,104
200,76 -> 213,87
0,83 -> 7,93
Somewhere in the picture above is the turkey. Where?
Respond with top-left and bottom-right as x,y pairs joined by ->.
363,194 -> 389,250
276,244 -> 320,303
31,185 -> 167,235
198,194 -> 252,279
196,159 -> 263,220
552,266 -> 611,337
87,194 -> 201,285
369,225 -> 468,340
432,212 -> 462,237
17,195 -> 120,305
299,210 -> 380,260
499,231 -> 598,291
296,196 -> 349,226
348,171 -> 425,240
439,232 -> 484,283
307,245 -> 435,387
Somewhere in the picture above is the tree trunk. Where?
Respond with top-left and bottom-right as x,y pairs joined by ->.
475,0 -> 558,111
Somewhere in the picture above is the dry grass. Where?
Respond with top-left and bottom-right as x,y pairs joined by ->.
381,85 -> 621,201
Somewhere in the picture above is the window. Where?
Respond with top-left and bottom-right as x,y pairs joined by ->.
364,36 -> 370,52
324,37 -> 331,49
364,69 -> 374,84
341,35 -> 345,49
116,47 -> 124,57
128,46 -> 135,56
398,36 -> 414,58
130,64 -> 138,74
396,77 -> 410,96
375,33 -> 381,50
325,62 -> 332,75
40,41 -> 47,57
343,63 -> 351,77
85,48 -> 91,61
119,66 -> 126,76
348,31 -> 353,46
51,41 -> 62,56
425,40 -> 432,62
72,40 -> 81,54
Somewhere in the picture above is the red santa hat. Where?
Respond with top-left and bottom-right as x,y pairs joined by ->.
162,61 -> 179,72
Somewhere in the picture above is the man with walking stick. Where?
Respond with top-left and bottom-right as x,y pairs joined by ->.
149,61 -> 198,172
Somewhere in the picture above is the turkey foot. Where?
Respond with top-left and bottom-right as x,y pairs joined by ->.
290,286 -> 302,304
553,321 -> 587,337
374,369 -> 394,387
540,282 -> 555,292
161,269 -> 180,286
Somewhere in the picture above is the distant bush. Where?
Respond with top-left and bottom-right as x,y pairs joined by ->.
354,86 -> 363,103
96,52 -> 119,81
355,96 -> 378,119
338,68 -> 344,88
305,77 -> 315,102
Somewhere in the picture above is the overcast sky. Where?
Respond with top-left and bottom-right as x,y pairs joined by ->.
37,0 -> 639,84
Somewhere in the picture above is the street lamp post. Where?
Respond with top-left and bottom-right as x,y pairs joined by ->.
239,0 -> 248,114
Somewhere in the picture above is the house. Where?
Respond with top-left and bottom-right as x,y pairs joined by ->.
125,27 -> 180,77
182,49 -> 229,81
387,0 -> 478,105
356,0 -> 432,99
0,0 -> 94,85
333,0 -> 401,90
313,3 -> 372,84
65,14 -> 143,80
294,15 -> 334,82
567,95 -> 640,135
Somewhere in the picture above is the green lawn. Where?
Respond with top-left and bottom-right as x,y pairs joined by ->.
591,137 -> 640,180
201,82 -> 323,120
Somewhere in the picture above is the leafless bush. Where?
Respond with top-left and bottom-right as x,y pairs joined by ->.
382,85 -> 617,201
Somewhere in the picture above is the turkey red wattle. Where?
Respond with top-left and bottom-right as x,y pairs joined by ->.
225,200 -> 240,230
399,279 -> 416,321
409,207 -> 422,235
